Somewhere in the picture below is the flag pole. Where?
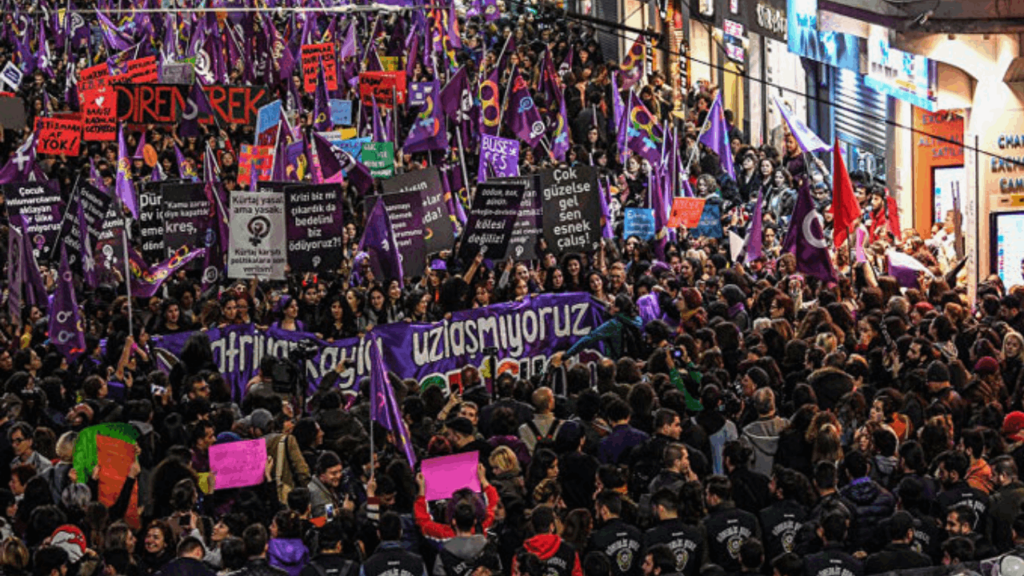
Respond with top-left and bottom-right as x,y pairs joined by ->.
498,65 -> 516,126
120,197 -> 133,338
683,113 -> 712,175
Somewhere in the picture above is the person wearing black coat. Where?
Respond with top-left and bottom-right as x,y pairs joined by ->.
759,468 -> 809,562
589,491 -> 643,576
154,537 -> 216,576
723,442 -> 772,516
863,512 -> 931,575
803,512 -> 862,576
699,476 -> 760,574
838,451 -> 895,555
644,490 -> 703,576
735,150 -> 763,204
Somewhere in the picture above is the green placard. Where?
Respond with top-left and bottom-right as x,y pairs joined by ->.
362,142 -> 395,178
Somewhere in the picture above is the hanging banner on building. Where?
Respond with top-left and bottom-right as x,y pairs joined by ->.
35,117 -> 82,156
865,38 -> 938,112
150,293 -> 605,399
284,183 -> 345,272
458,181 -> 525,265
540,166 -> 601,255
228,190 -> 286,280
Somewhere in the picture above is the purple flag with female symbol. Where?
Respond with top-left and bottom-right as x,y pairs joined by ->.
405,80 -> 448,153
370,338 -> 417,467
358,199 -> 404,285
782,182 -> 836,283
503,68 -> 544,147
745,190 -> 764,263
478,135 -> 519,182
699,94 -> 736,179
625,91 -> 663,166
49,247 -> 85,361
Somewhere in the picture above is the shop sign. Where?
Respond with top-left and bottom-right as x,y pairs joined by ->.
991,132 -> 1024,193
723,20 -> 745,63
756,2 -> 787,40
698,0 -> 713,18
865,39 -> 938,112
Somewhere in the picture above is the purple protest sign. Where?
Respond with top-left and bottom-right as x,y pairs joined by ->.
284,183 -> 345,272
5,180 -> 65,260
150,293 -> 605,401
209,438 -> 267,489
458,181 -> 524,265
408,81 -> 435,107
478,134 -> 519,183
422,452 -> 481,501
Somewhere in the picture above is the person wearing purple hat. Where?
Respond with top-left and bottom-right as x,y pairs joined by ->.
964,356 -> 1007,406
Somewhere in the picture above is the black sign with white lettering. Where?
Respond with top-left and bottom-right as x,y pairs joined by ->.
540,166 -> 601,255
490,174 -> 542,260
458,182 -> 525,267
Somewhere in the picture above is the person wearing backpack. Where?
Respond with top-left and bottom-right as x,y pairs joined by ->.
299,520 -> 357,576
433,503 -> 498,576
557,294 -> 644,362
518,387 -> 564,455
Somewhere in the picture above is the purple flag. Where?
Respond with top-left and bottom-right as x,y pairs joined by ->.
339,21 -> 358,59
598,178 -> 613,239
313,67 -> 333,132
405,33 -> 420,79
175,144 -> 199,182
7,225 -> 23,323
770,95 -> 830,154
116,125 -> 139,218
369,338 -> 417,467
271,119 -> 290,182
76,197 -> 98,288
440,67 -> 477,149
312,132 -> 374,196
888,250 -> 933,288
625,91 -> 663,166
95,10 -> 134,52
129,245 -> 206,299
699,94 -> 736,179
745,190 -> 764,263
782,181 -> 837,283
49,247 -> 85,361
478,67 -> 501,137
18,220 -> 47,309
503,68 -> 544,148
539,50 -> 570,161
0,134 -> 37,185
405,80 -> 449,153
359,199 -> 403,285
618,36 -> 645,90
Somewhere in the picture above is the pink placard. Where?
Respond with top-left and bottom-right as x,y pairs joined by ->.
209,438 -> 267,490
422,451 -> 480,501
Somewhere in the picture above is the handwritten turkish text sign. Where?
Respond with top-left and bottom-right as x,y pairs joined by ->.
540,166 -> 601,255
116,84 -> 271,125
359,71 -> 407,108
301,44 -> 338,93
667,197 -> 707,228
35,117 -> 82,156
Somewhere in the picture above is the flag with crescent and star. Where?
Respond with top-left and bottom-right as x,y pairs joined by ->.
369,338 -> 417,467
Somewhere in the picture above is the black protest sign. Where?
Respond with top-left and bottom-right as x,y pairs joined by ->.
53,182 -> 111,275
138,180 -> 167,262
489,174 -> 542,260
5,181 -> 65,260
115,84 -> 271,125
458,182 -> 525,266
160,183 -> 210,268
540,166 -> 601,255
284,183 -> 345,272
381,167 -> 455,257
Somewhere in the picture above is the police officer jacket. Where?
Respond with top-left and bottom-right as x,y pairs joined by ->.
803,543 -> 863,576
759,499 -> 808,561
863,543 -> 932,575
700,502 -> 760,574
361,542 -> 427,576
936,482 -> 989,526
589,518 -> 644,576
643,519 -> 703,576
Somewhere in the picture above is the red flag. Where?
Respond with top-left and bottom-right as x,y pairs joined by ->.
830,138 -> 861,249
887,196 -> 902,241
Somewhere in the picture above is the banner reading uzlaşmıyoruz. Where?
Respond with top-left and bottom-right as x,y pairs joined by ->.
151,293 -> 605,400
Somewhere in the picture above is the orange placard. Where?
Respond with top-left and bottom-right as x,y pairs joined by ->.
359,71 -> 407,108
301,44 -> 338,93
35,117 -> 82,156
96,435 -> 140,529
667,197 -> 707,228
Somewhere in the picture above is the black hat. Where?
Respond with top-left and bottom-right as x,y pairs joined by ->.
927,361 -> 950,383
446,417 -> 474,437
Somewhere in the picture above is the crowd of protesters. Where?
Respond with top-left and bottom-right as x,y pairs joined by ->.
0,2 -> 1013,576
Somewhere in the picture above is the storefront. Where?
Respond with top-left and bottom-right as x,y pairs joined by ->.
747,0 -> 808,150
911,107 -> 964,237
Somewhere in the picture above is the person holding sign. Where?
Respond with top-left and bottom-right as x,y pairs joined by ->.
413,463 -> 498,545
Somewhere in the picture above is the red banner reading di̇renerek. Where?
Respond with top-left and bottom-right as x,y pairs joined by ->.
35,116 -> 82,156
115,84 -> 271,125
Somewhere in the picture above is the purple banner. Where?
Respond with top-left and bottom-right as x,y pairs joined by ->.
5,180 -> 65,261
150,293 -> 605,401
478,134 -> 519,183
284,183 -> 345,272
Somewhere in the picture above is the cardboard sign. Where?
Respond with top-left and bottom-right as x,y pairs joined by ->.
238,144 -> 273,186
458,182 -> 525,265
255,100 -> 282,147
329,99 -> 352,126
540,166 -> 602,255
422,451 -> 481,501
301,43 -> 338,93
693,202 -> 723,239
95,434 -> 140,528
408,82 -> 434,107
209,438 -> 267,490
228,190 -> 286,280
159,62 -> 194,85
82,86 -> 116,141
115,84 -> 271,125
362,142 -> 394,178
284,183 -> 346,272
359,71 -> 407,108
0,97 -> 26,129
623,208 -> 655,240
1,62 -> 22,92
112,56 -> 157,84
337,137 -> 369,161
35,117 -> 82,156
667,197 -> 707,228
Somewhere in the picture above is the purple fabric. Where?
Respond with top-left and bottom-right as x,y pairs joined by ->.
503,68 -> 544,147
49,247 -> 85,361
313,66 -> 332,132
149,293 -> 605,402
782,181 -> 837,284
370,339 -> 418,467
625,91 -> 663,167
129,245 -> 206,298
405,80 -> 448,153
699,94 -> 736,179
746,189 -> 764,263
115,125 -> 139,217
358,199 -> 404,286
